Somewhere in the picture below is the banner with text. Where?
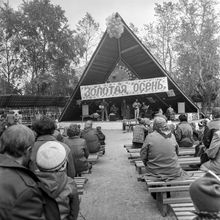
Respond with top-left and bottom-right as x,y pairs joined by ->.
80,77 -> 168,100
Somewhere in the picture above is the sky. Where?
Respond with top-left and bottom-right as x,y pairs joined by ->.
7,0 -> 169,30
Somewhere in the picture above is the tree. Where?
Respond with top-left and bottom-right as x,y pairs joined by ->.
76,12 -> 101,65
177,0 -> 220,112
0,3 -> 24,94
143,2 -> 179,76
14,0 -> 85,95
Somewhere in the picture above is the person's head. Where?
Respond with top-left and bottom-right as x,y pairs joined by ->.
153,117 -> 169,133
36,141 -> 67,172
190,122 -> 196,130
67,124 -> 80,137
135,99 -> 138,102
190,172 -> 220,215
212,107 -> 220,119
96,126 -> 101,131
123,99 -> 126,103
32,116 -> 56,136
85,120 -> 93,129
179,114 -> 187,122
0,124 -> 35,166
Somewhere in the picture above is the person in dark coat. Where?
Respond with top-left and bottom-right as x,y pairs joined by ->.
81,120 -> 101,153
64,124 -> 91,175
190,171 -> 220,219
175,114 -> 194,148
140,117 -> 188,181
203,107 -> 220,148
0,124 -> 60,220
30,116 -> 76,179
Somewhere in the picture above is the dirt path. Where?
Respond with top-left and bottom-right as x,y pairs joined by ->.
79,130 -> 175,220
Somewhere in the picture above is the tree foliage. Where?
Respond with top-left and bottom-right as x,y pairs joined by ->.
0,0 -> 85,95
143,0 -> 220,110
76,12 -> 101,65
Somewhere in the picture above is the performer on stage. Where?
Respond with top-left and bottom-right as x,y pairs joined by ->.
100,99 -> 109,121
132,99 -> 141,120
121,99 -> 127,119
141,102 -> 149,118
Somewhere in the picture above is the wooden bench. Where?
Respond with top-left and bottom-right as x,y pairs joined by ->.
88,153 -> 99,164
134,157 -> 200,174
138,171 -> 204,216
170,203 -> 195,220
75,177 -> 88,195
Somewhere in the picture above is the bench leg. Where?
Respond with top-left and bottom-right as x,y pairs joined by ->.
156,192 -> 168,217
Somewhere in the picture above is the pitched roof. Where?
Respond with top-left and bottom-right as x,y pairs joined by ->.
60,13 -> 198,121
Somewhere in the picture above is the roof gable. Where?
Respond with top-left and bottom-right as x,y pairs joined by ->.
60,13 -> 198,121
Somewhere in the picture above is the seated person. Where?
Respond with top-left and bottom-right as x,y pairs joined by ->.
175,114 -> 194,148
140,117 -> 188,180
201,131 -> 220,174
132,118 -> 149,148
35,141 -> 79,220
96,126 -> 106,154
64,124 -> 92,175
190,171 -> 220,219
81,120 -> 101,153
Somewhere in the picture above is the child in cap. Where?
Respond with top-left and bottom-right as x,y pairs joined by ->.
35,141 -> 79,220
190,171 -> 220,219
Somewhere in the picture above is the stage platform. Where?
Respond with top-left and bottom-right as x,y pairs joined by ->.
60,121 -> 123,130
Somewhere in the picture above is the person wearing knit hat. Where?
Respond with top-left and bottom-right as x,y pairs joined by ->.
190,171 -> 220,219
35,141 -> 79,220
36,141 -> 67,172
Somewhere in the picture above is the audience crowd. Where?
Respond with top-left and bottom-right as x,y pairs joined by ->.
0,106 -> 220,219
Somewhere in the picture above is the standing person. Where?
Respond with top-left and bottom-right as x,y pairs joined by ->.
140,117 -> 188,180
64,124 -> 92,175
141,102 -> 149,118
81,120 -> 101,153
121,99 -> 127,119
175,114 -> 194,148
166,105 -> 175,121
132,99 -> 141,120
30,116 -> 76,179
0,125 -> 60,220
132,118 -> 150,148
100,99 -> 109,121
35,141 -> 80,220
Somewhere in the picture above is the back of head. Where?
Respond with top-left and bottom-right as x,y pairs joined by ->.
212,107 -> 220,119
32,116 -> 56,136
153,117 -> 169,133
67,124 -> 80,137
190,172 -> 220,214
179,114 -> 187,122
0,124 -> 35,158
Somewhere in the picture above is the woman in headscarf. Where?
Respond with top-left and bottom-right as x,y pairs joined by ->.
140,117 -> 188,181
201,131 -> 220,174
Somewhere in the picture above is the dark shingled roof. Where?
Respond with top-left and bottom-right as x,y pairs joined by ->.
60,13 -> 198,121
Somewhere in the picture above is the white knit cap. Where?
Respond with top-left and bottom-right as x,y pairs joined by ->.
36,141 -> 67,171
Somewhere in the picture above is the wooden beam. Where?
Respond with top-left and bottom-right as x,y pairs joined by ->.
133,59 -> 153,68
121,45 -> 139,54
121,57 -> 139,79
